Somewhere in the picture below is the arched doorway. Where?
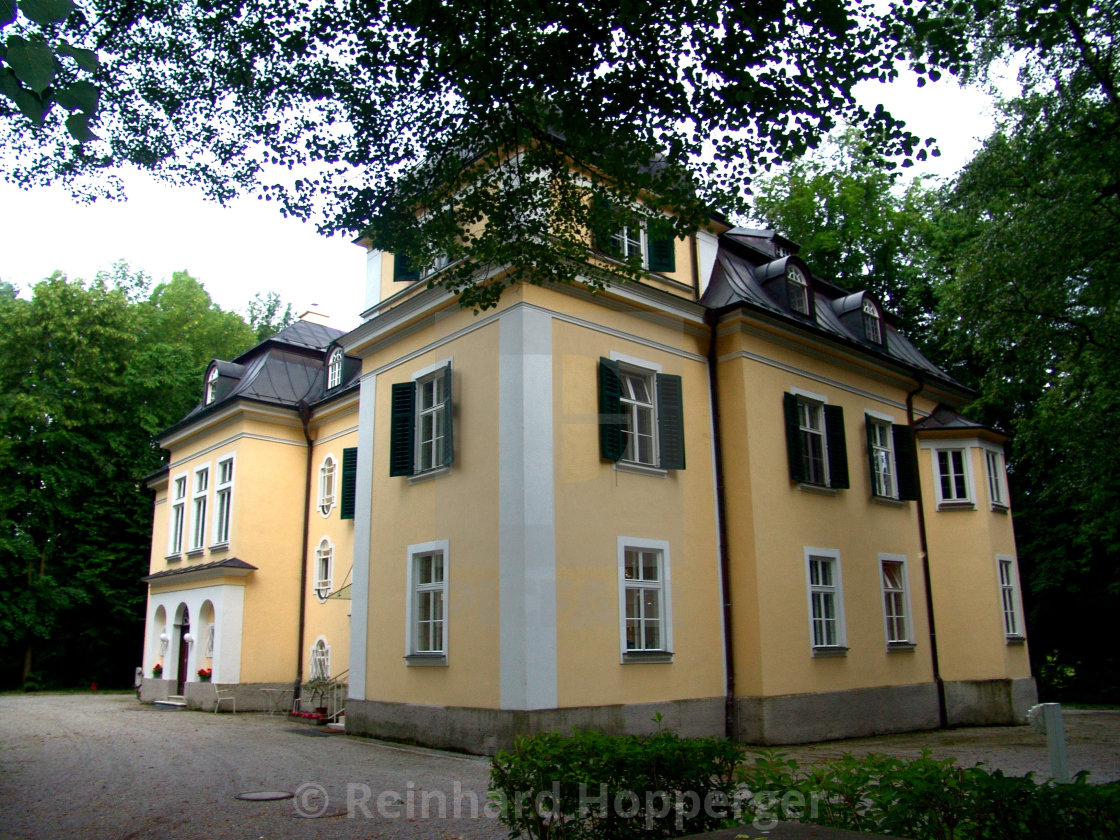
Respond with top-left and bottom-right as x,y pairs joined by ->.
176,605 -> 191,695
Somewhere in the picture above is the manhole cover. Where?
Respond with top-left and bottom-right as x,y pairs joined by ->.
235,791 -> 294,801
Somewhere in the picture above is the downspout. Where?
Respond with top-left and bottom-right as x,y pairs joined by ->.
907,377 -> 948,729
294,400 -> 314,706
705,308 -> 737,739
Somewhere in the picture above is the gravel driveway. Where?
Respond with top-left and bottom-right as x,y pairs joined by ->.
1,694 -> 1117,840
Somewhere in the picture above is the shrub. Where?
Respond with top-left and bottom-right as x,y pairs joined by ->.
736,750 -> 1120,840
489,728 -> 743,839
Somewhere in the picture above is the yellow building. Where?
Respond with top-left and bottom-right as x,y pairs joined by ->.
141,218 -> 1034,746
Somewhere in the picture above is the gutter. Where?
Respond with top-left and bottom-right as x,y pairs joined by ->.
907,376 -> 948,729
294,400 -> 314,706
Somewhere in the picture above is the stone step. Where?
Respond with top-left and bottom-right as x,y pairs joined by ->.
155,696 -> 187,708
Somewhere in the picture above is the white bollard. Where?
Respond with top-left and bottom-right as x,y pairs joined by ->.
1027,702 -> 1071,783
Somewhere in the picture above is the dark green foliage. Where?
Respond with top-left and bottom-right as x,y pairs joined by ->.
738,750 -> 1120,840
0,268 -> 279,689
489,729 -> 742,839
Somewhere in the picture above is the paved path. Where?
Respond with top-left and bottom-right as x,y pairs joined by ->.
1,694 -> 1117,840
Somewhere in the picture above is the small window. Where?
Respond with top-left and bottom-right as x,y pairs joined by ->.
986,448 -> 1008,509
611,226 -> 645,262
806,550 -> 846,651
212,456 -> 234,546
189,466 -> 209,551
409,545 -> 447,656
865,417 -> 918,501
786,266 -> 810,315
205,366 -> 219,405
327,349 -> 344,390
862,299 -> 882,344
880,557 -> 912,645
310,638 -> 331,680
314,537 -> 333,601
935,448 -> 973,507
998,556 -> 1025,639
389,363 -> 453,477
783,393 -> 848,489
318,455 -> 336,516
168,475 -> 187,556
598,358 -> 685,471
618,538 -> 673,662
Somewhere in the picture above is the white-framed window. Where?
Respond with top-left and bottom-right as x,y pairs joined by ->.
617,538 -> 673,662
205,366 -> 219,405
868,419 -> 895,498
784,390 -> 849,490
998,556 -> 1025,639
932,447 -> 975,508
805,549 -> 846,652
406,540 -> 448,659
599,355 -> 686,472
314,537 -> 333,601
188,466 -> 209,551
786,265 -> 810,315
416,368 -> 449,473
985,447 -> 1009,509
618,366 -> 657,467
880,555 -> 913,645
212,456 -> 233,546
862,299 -> 882,344
318,455 -> 336,517
310,637 -> 331,680
167,474 -> 187,556
798,399 -> 828,486
327,348 -> 344,390
611,225 -> 645,262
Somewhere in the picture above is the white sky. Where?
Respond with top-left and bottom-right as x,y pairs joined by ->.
0,70 -> 1005,333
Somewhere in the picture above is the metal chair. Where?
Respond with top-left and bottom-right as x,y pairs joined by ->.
213,684 -> 236,714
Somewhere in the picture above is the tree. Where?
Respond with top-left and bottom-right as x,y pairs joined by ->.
247,291 -> 295,342
925,0 -> 1120,700
3,1 -> 948,310
0,267 -> 265,689
749,132 -> 942,341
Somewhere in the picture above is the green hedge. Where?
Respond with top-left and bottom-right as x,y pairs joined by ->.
489,729 -> 742,839
737,751 -> 1120,840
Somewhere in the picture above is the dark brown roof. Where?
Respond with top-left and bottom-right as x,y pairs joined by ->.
142,557 -> 258,583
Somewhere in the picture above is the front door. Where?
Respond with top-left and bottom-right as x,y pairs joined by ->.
176,608 -> 190,695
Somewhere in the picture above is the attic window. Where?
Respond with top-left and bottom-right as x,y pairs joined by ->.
862,299 -> 882,344
205,366 -> 219,405
787,266 -> 810,315
328,349 -> 343,390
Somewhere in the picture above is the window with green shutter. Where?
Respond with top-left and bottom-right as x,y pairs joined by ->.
865,417 -> 917,501
784,393 -> 848,489
390,365 -> 453,477
598,358 -> 685,470
646,234 -> 675,273
339,447 -> 358,519
394,252 -> 419,283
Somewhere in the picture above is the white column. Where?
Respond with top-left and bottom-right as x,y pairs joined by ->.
348,371 -> 377,699
499,305 -> 558,709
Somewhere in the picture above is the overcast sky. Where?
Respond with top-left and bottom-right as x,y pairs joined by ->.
0,70 -> 1004,333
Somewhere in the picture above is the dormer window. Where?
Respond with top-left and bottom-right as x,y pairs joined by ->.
327,349 -> 343,390
786,266 -> 810,315
205,366 -> 219,405
862,299 -> 882,344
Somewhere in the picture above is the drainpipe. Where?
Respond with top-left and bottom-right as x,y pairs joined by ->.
294,400 -> 314,706
907,377 -> 948,729
705,309 -> 737,739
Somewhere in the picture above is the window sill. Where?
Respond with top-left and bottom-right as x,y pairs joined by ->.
185,548 -> 205,558
209,542 -> 229,552
811,646 -> 849,658
936,500 -> 976,511
991,503 -> 1010,514
408,466 -> 450,485
798,482 -> 837,495
887,642 -> 917,652
870,495 -> 906,507
1005,635 -> 1027,646
405,653 -> 448,666
614,461 -> 668,478
164,553 -> 182,563
621,650 -> 674,664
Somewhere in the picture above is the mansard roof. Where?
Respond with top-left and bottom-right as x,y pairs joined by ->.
700,229 -> 960,389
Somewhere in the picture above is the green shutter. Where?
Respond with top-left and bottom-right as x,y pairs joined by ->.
598,358 -> 625,461
647,235 -> 676,273
893,424 -> 918,501
656,373 -> 685,470
783,393 -> 806,483
389,382 -> 416,476
394,251 -> 419,283
339,447 -> 358,519
439,363 -> 453,467
824,404 -> 849,489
